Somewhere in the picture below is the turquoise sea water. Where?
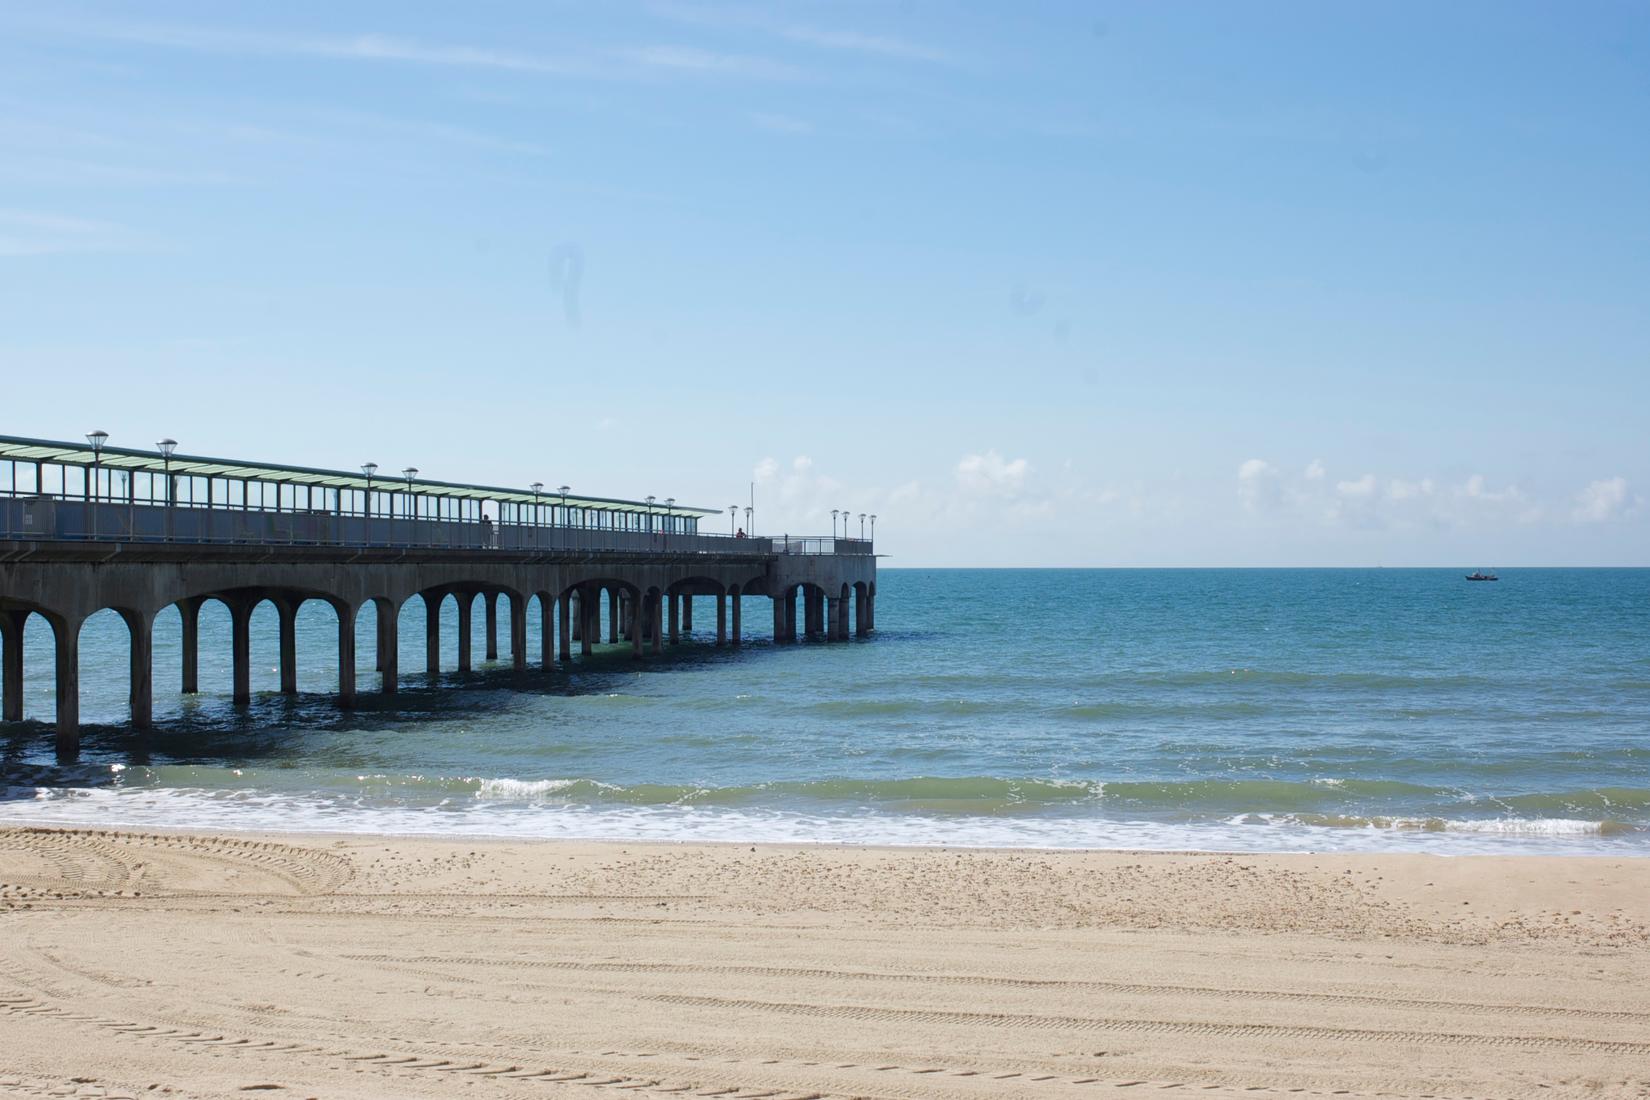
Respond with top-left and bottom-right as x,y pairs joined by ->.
2,569 -> 1647,854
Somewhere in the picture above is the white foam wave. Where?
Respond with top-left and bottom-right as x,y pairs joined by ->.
0,785 -> 1642,856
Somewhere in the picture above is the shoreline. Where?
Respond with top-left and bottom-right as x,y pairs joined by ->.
3,825 -> 1647,1098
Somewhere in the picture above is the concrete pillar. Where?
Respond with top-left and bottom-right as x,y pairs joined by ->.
608,590 -> 619,643
484,591 -> 499,662
826,596 -> 842,642
456,591 -> 473,672
230,599 -> 253,705
510,595 -> 527,670
650,592 -> 663,654
804,589 -> 821,640
377,598 -> 399,693
587,583 -> 600,653
772,596 -> 785,644
1,610 -> 25,722
277,599 -> 299,695
558,592 -> 573,662
731,591 -> 742,646
571,590 -> 582,642
127,611 -> 153,730
179,597 -> 202,694
855,587 -> 868,637
668,591 -> 679,645
682,595 -> 693,633
632,594 -> 646,658
715,592 -> 726,646
540,596 -> 555,668
784,590 -> 797,644
54,616 -> 80,758
424,593 -> 442,676
336,602 -> 356,708
868,591 -> 876,632
621,593 -> 635,641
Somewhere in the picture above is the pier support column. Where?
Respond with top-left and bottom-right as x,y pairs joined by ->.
621,593 -> 635,641
277,599 -> 299,695
715,593 -> 726,646
631,594 -> 645,658
731,590 -> 742,647
424,593 -> 442,676
376,598 -> 398,693
558,592 -> 573,662
484,591 -> 499,662
179,597 -> 202,694
230,599 -> 253,705
54,616 -> 81,758
510,595 -> 527,670
608,590 -> 619,643
587,590 -> 600,659
456,592 -> 473,672
1,610 -> 25,722
855,588 -> 868,637
570,591 -> 582,642
650,592 -> 663,655
772,596 -> 785,644
826,596 -> 842,642
784,589 -> 797,644
867,590 -> 876,632
668,591 -> 679,646
336,603 -> 357,708
682,595 -> 693,634
126,610 -> 153,730
540,597 -> 555,668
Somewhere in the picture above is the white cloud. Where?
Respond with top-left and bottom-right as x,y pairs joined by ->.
1304,459 -> 1325,480
1386,477 -> 1434,501
752,456 -> 779,483
956,450 -> 1030,496
1573,476 -> 1633,523
1335,474 -> 1377,498
1236,458 -> 1278,511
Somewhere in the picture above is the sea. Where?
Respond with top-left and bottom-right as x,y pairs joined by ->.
2,569 -> 1646,855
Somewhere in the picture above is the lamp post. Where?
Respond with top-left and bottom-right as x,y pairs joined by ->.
870,514 -> 876,542
859,513 -> 866,540
830,510 -> 838,541
665,498 -> 675,546
729,505 -> 737,537
531,482 -> 543,548
402,468 -> 418,545
744,506 -> 752,538
361,463 -> 377,545
157,439 -> 176,541
85,430 -> 108,539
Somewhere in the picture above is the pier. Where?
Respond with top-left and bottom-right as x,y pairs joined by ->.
0,434 -> 876,756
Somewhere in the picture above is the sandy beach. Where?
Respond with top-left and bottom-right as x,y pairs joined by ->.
0,828 -> 1646,1099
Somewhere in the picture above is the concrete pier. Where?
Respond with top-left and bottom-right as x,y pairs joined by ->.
0,432 -> 876,756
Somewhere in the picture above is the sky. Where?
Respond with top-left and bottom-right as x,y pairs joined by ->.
1,1 -> 1646,566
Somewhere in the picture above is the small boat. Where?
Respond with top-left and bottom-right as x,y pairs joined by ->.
1465,571 -> 1499,581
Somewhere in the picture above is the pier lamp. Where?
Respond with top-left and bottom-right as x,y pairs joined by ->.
157,439 -> 177,540
831,509 -> 838,538
839,507 -> 847,539
359,465 -> 376,547
645,495 -> 656,533
870,514 -> 876,542
744,506 -> 752,536
859,513 -> 866,539
402,468 -> 418,524
531,482 -> 543,546
729,505 -> 737,536
557,485 -> 569,537
85,430 -> 109,538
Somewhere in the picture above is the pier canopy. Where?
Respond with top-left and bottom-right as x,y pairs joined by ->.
0,434 -> 714,533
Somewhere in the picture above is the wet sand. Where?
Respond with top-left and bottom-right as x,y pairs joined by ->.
1,828 -> 1646,1098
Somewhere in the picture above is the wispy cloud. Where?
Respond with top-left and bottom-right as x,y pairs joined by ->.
21,17 -> 801,82
649,3 -> 956,65
748,111 -> 813,135
0,208 -> 150,257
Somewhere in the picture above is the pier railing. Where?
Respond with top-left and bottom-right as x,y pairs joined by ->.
0,496 -> 873,557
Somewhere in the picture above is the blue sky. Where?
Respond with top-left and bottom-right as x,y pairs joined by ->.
2,1 -> 1646,565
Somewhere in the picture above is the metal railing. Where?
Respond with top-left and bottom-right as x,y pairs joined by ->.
0,496 -> 873,557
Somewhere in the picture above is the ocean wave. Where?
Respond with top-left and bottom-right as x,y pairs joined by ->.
1,785 -> 1644,856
